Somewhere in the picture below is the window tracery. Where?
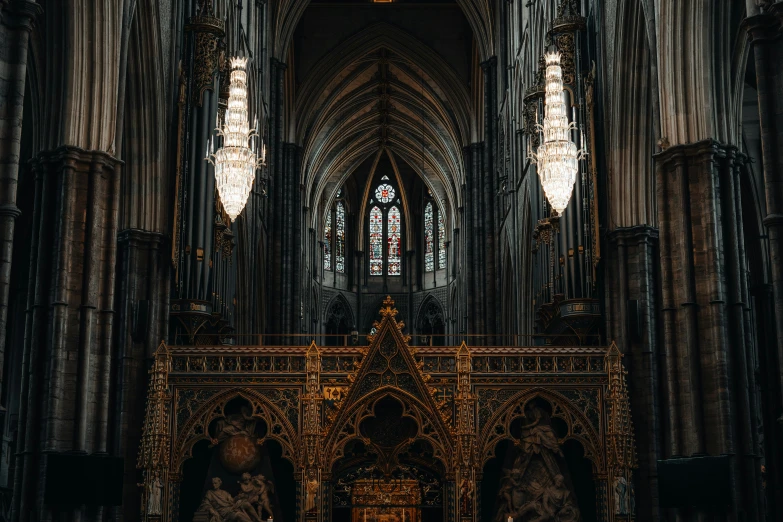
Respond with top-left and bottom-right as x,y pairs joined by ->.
375,184 -> 395,204
368,179 -> 403,277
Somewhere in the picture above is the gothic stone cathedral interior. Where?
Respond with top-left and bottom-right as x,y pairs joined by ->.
0,0 -> 781,521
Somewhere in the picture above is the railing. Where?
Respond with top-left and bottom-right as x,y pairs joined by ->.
172,332 -> 603,348
167,346 -> 609,376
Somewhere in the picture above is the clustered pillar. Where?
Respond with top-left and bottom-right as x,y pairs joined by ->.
0,0 -> 40,431
654,141 -> 764,520
745,4 -> 783,519
12,147 -> 121,521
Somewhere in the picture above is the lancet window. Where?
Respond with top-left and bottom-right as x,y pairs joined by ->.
324,189 -> 346,273
368,176 -> 403,277
424,196 -> 447,272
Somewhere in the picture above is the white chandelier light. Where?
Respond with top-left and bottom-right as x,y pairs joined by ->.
528,52 -> 586,216
206,57 -> 265,221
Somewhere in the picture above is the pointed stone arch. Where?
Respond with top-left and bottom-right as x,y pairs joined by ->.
416,294 -> 446,345
171,388 -> 301,473
323,297 -> 454,471
323,293 -> 355,344
478,388 -> 603,472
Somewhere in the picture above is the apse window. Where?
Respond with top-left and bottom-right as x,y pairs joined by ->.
368,180 -> 403,276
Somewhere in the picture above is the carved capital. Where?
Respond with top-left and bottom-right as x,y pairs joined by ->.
742,3 -> 783,43
607,225 -> 659,247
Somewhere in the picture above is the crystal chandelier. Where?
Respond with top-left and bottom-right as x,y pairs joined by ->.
206,57 -> 265,221
528,52 -> 586,216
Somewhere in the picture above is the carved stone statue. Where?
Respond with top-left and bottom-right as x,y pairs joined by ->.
198,477 -> 258,522
614,476 -> 628,515
459,477 -> 473,515
305,469 -> 319,513
211,406 -> 258,445
252,474 -> 275,520
494,405 -> 581,522
147,476 -> 163,515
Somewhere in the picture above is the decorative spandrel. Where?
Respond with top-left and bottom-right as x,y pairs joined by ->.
350,331 -> 425,405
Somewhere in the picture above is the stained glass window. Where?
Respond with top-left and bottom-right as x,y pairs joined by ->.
375,184 -> 395,204
388,206 -> 401,276
369,206 -> 383,275
424,202 -> 434,272
324,212 -> 332,271
438,209 -> 446,269
336,201 -> 346,273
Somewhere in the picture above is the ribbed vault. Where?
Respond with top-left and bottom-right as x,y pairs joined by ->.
273,0 -> 493,61
296,23 -> 470,223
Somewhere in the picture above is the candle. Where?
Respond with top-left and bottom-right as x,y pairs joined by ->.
508,517 -> 512,522
402,509 -> 405,522
364,509 -> 367,522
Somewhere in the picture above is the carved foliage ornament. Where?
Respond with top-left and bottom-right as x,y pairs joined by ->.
186,3 -> 225,107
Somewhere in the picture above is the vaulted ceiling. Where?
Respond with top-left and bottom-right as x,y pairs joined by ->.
294,23 -> 473,222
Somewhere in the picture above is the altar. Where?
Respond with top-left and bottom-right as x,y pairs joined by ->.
351,480 -> 419,522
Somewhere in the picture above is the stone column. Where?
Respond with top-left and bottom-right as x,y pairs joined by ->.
113,229 -> 168,521
654,140 -> 763,520
745,8 -> 783,519
0,0 -> 40,405
11,147 -> 121,522
605,226 -> 660,521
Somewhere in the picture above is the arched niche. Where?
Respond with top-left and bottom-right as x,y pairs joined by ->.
324,293 -> 355,345
415,295 -> 446,346
324,390 -> 453,474
328,394 -> 448,522
479,395 -> 599,522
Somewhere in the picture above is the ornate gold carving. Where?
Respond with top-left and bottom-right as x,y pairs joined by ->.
138,342 -> 172,519
555,32 -> 577,86
186,7 -> 225,107
605,343 -> 637,471
605,342 -> 637,520
137,301 -> 637,520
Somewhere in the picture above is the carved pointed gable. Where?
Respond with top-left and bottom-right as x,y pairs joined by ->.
327,296 -> 453,441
